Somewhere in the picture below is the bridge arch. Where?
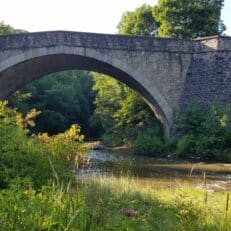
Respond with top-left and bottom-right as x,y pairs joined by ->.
1,31 -> 230,138
0,46 -> 171,135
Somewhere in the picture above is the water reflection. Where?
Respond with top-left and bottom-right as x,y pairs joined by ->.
76,150 -> 231,192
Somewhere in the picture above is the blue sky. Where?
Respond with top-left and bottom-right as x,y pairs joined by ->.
0,0 -> 230,36
221,0 -> 231,35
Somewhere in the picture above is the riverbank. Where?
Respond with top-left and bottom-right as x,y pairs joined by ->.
90,141 -> 231,168
1,176 -> 231,231
86,141 -> 231,174
76,149 -> 231,193
86,141 -> 133,153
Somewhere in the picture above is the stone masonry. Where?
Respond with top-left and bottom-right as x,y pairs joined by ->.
0,31 -> 230,137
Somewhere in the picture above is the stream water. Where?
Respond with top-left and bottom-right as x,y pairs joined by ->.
76,150 -> 231,192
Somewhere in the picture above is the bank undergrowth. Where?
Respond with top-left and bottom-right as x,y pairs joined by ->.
0,101 -> 87,189
133,103 -> 231,161
1,101 -> 231,230
176,103 -> 231,161
0,176 -> 231,231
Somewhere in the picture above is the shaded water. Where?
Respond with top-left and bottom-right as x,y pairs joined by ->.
76,150 -> 231,192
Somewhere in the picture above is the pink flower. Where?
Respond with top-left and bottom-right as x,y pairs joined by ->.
121,210 -> 137,217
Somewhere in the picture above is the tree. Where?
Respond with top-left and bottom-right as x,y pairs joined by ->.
92,71 -> 162,147
90,73 -> 125,145
117,4 -> 157,36
176,103 -> 231,160
0,21 -> 25,35
153,0 -> 226,39
9,71 -> 97,136
114,89 -> 162,144
90,4 -> 164,147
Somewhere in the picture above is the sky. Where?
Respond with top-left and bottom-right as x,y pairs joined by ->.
0,0 -> 230,36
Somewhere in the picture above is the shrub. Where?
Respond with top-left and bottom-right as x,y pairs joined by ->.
134,129 -> 165,156
176,134 -> 196,158
177,103 -> 231,160
179,102 -> 206,135
0,101 -> 86,189
37,124 -> 87,169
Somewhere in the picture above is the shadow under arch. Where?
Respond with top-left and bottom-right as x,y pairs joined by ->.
0,53 -> 170,136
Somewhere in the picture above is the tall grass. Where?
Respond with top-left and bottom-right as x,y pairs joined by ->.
0,176 -> 231,231
1,101 -> 231,230
0,101 -> 87,189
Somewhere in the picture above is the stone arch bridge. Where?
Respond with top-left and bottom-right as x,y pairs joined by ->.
0,31 -> 231,136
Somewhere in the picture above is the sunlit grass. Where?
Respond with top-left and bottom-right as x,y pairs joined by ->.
0,176 -> 231,231
146,162 -> 231,173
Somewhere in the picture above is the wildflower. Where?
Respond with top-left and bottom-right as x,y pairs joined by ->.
121,210 -> 137,217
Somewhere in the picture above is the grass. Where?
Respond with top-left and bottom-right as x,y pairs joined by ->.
1,102 -> 231,230
143,162 -> 231,174
0,176 -> 231,231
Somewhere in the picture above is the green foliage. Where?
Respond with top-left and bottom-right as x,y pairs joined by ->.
153,0 -> 225,39
92,73 -> 163,148
0,177 -> 231,230
37,124 -> 86,169
0,179 -> 82,231
117,4 -> 157,36
134,129 -> 165,156
177,103 -> 231,160
179,102 -> 206,135
91,73 -> 127,146
176,134 -> 195,158
9,70 -> 98,137
36,110 -> 67,134
0,101 -> 86,189
92,4 -> 165,148
0,21 -> 25,35
92,73 -> 123,132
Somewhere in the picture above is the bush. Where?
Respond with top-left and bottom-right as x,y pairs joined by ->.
179,102 -> 206,135
134,129 -> 165,156
177,103 -> 231,160
101,130 -> 124,147
176,134 -> 195,158
0,101 -> 86,189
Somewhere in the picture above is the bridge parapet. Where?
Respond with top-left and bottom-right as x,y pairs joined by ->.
195,36 -> 231,51
0,31 -> 223,54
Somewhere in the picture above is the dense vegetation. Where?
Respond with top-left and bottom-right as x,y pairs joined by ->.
9,71 -> 99,137
1,0 -> 230,160
0,1 -> 231,229
153,0 -> 225,38
117,4 -> 157,36
118,1 -> 225,39
1,176 -> 231,231
0,98 -> 230,230
0,102 -> 230,229
0,20 -> 25,34
91,73 -> 163,148
177,103 -> 231,160
0,101 -> 87,189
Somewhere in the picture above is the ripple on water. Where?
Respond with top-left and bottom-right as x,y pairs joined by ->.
76,150 -> 231,192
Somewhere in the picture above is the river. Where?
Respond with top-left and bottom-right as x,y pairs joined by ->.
76,150 -> 231,192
